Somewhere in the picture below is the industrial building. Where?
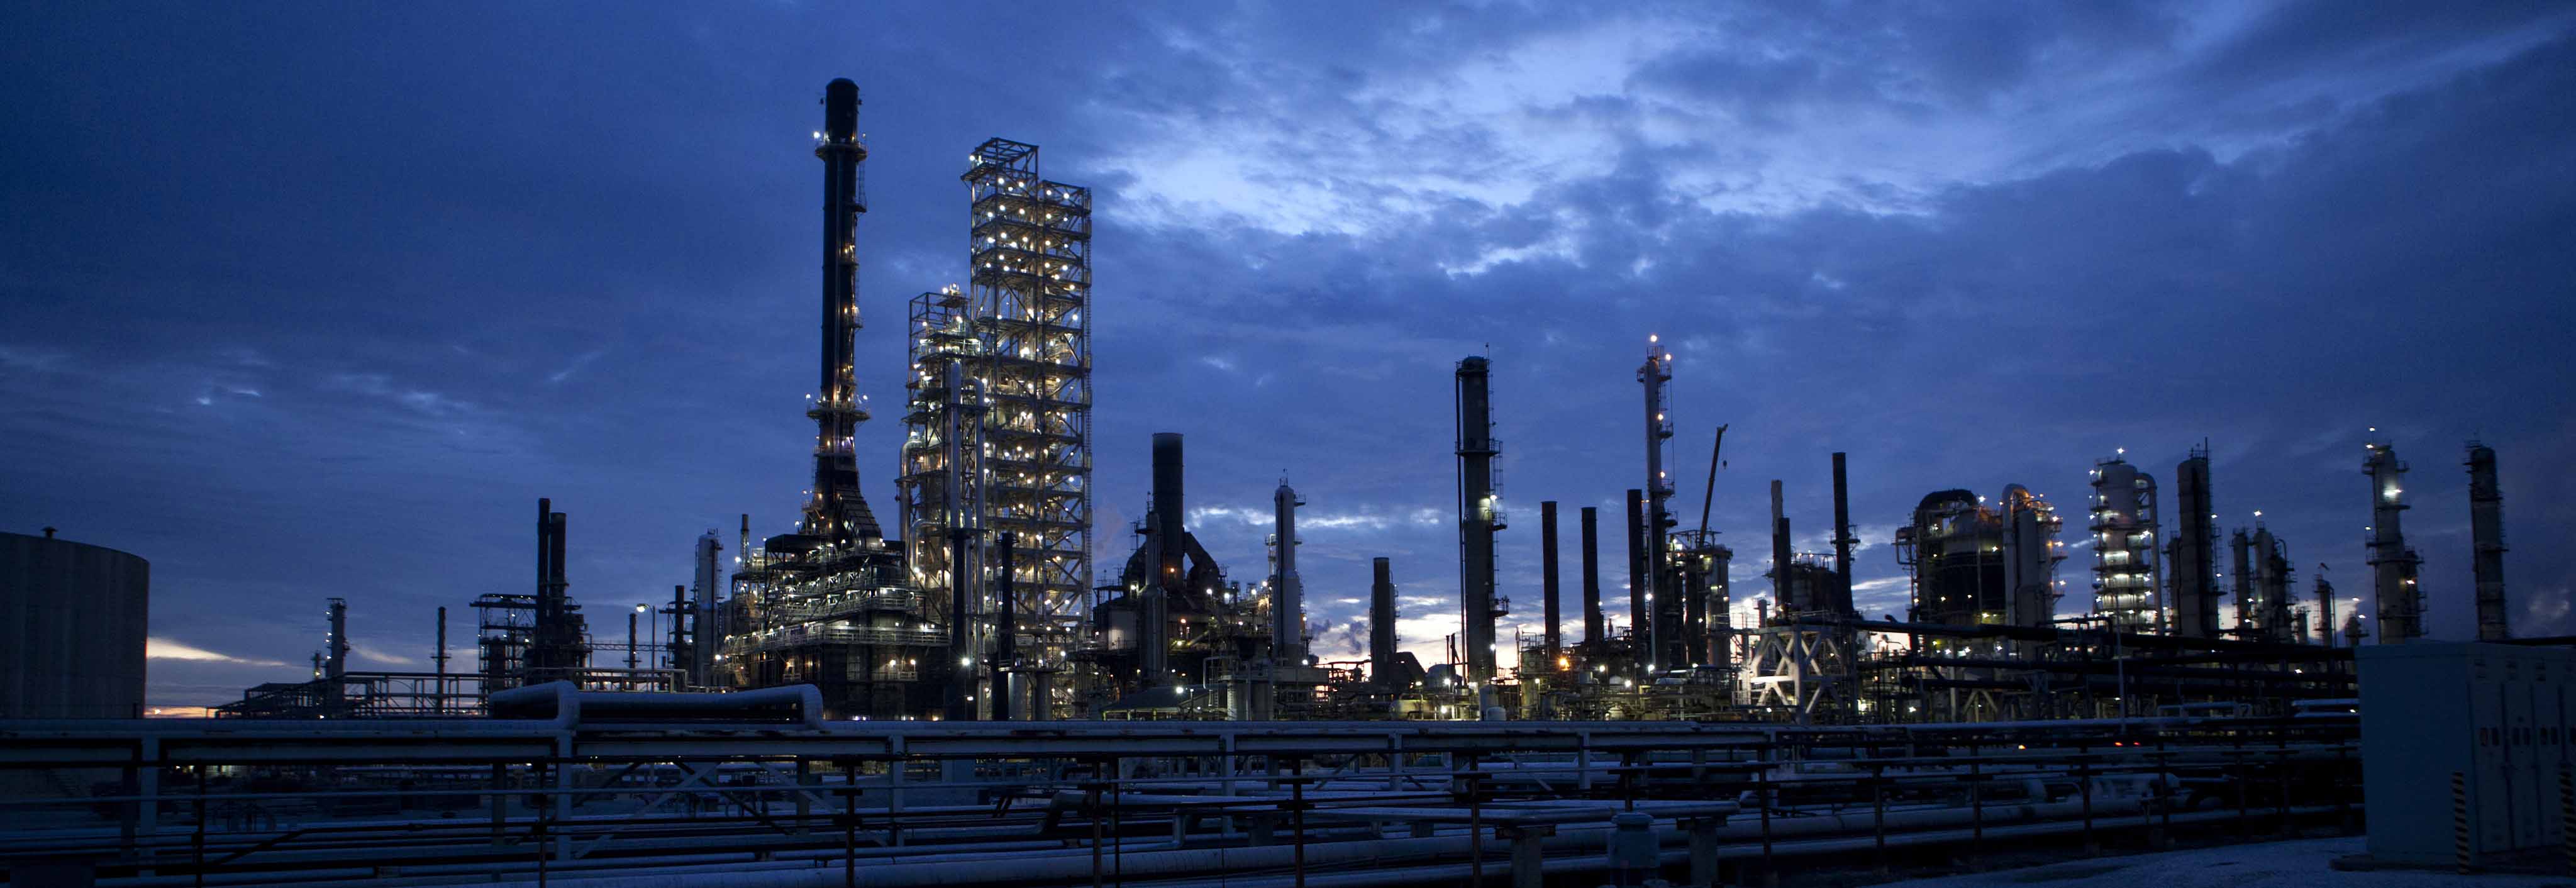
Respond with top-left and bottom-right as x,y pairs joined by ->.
1,529 -> 147,719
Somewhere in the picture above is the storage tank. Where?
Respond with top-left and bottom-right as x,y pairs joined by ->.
2,530 -> 148,718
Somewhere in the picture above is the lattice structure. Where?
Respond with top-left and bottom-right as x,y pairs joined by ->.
898,138 -> 1091,718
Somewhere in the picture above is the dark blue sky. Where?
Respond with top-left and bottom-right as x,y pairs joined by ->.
6,3 -> 2572,707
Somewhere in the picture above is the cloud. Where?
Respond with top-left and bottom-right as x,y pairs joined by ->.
348,643 -> 418,666
147,638 -> 287,667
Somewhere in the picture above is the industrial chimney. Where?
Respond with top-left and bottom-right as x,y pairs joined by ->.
1370,557 -> 1399,685
1540,501 -> 1562,655
2467,443 -> 2509,640
1580,506 -> 1606,647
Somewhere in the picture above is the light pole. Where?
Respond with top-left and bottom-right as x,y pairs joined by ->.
636,604 -> 653,671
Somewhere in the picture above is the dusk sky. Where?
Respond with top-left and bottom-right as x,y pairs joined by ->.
6,3 -> 2572,708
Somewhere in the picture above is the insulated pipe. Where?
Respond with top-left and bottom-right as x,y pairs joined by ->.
1540,501 -> 1562,654
1579,507 -> 1604,645
487,682 -> 826,730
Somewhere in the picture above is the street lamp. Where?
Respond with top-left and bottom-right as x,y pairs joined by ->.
636,604 -> 653,670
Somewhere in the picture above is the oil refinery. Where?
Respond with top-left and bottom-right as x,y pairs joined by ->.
0,74 -> 2562,887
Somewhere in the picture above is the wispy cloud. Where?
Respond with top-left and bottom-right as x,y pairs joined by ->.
148,638 -> 287,667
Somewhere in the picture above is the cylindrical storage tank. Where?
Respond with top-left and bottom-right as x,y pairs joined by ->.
2,531 -> 148,718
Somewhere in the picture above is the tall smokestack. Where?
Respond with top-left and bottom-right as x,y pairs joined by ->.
1580,506 -> 1604,645
2467,443 -> 2509,640
806,77 -> 875,550
2170,445 -> 2218,638
1770,480 -> 1790,611
1272,481 -> 1305,664
1453,358 -> 1501,685
433,606 -> 448,714
1540,501 -> 1562,655
1623,489 -> 1645,645
1830,453 -> 1855,598
1370,557 -> 1399,685
2365,438 -> 2424,642
1143,433 -> 1185,682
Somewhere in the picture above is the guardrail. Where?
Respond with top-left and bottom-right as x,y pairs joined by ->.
0,712 -> 2359,887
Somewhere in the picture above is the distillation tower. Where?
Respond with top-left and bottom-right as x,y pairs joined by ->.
1455,357 -> 1504,691
2168,445 -> 2221,638
2467,442 -> 2509,641
2087,455 -> 2162,633
2363,438 -> 2424,643
898,137 -> 1094,718
1637,338 -> 1679,670
2231,523 -> 2296,642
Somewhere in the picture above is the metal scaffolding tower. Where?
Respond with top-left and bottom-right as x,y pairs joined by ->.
899,137 -> 1092,718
